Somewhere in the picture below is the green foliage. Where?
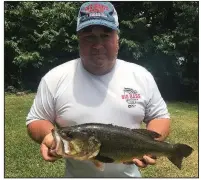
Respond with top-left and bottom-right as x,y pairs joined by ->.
5,2 -> 81,90
4,2 -> 198,100
14,52 -> 43,68
115,2 -> 198,100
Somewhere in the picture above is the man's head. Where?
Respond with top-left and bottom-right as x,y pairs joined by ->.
77,2 -> 119,75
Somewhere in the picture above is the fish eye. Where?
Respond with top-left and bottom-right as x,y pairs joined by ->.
60,130 -> 73,139
66,132 -> 73,139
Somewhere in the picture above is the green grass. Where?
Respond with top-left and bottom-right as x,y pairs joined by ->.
141,102 -> 198,177
5,94 -> 198,178
5,94 -> 65,178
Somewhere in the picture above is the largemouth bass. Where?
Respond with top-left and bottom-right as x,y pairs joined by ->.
52,123 -> 193,169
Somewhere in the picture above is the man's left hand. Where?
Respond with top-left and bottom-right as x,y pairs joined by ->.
132,155 -> 157,168
124,155 -> 157,168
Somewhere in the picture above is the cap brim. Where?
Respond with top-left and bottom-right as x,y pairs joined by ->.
77,19 -> 119,32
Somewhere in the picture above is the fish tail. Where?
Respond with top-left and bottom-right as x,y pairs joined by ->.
168,143 -> 193,169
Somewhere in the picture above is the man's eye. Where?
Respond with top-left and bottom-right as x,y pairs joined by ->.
101,34 -> 110,38
84,35 -> 95,41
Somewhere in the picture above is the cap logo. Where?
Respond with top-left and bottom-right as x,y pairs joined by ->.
76,2 -> 119,31
84,4 -> 109,13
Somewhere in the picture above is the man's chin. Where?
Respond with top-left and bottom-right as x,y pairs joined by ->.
91,58 -> 106,67
92,61 -> 105,68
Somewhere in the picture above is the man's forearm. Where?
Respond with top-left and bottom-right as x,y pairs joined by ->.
27,120 -> 55,144
146,118 -> 170,141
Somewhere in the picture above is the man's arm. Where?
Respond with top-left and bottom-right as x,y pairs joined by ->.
132,118 -> 170,168
27,120 -> 54,144
146,118 -> 170,141
133,71 -> 171,167
26,77 -> 58,162
27,120 -> 59,162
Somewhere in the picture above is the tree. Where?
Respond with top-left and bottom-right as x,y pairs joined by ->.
113,1 -> 198,100
5,2 -> 81,90
5,2 -> 198,100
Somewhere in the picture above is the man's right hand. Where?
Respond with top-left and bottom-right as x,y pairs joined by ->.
92,160 -> 105,171
40,130 -> 105,169
40,132 -> 61,162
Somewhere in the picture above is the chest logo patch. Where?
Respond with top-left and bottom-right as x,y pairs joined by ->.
121,88 -> 141,108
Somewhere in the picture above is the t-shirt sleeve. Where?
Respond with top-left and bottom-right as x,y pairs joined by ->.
143,72 -> 170,124
26,77 -> 56,126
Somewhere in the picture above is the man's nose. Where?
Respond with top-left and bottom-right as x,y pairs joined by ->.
92,37 -> 104,49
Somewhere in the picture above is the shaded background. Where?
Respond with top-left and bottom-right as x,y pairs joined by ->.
4,1 -> 199,101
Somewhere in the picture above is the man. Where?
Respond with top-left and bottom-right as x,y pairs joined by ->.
26,2 -> 170,177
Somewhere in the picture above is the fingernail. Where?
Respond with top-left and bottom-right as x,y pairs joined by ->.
143,156 -> 148,161
133,160 -> 138,165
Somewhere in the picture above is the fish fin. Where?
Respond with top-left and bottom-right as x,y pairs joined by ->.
123,161 -> 136,165
91,160 -> 105,171
95,154 -> 115,163
131,129 -> 161,139
168,143 -> 193,169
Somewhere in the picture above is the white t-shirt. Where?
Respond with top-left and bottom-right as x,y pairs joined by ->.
26,59 -> 170,177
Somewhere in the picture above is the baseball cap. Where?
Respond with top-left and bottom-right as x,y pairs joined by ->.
76,2 -> 119,32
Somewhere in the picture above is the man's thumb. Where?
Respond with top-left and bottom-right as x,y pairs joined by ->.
92,160 -> 105,171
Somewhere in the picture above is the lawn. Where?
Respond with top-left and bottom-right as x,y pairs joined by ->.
5,94 -> 198,178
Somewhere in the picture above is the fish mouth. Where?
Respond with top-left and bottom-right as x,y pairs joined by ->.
52,129 -> 102,160
52,129 -> 71,155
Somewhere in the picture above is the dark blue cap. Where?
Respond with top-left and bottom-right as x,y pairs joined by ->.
77,2 -> 119,32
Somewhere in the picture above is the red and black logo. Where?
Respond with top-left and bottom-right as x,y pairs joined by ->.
121,88 -> 141,108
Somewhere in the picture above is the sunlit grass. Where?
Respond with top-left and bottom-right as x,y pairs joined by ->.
141,102 -> 198,177
5,94 -> 198,177
5,94 -> 65,178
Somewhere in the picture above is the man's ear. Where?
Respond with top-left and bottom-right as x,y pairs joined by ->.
116,34 -> 120,51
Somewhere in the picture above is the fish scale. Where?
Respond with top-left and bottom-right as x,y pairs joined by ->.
86,124 -> 170,162
53,123 -> 193,169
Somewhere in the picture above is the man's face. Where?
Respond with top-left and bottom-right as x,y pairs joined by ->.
78,25 -> 119,75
